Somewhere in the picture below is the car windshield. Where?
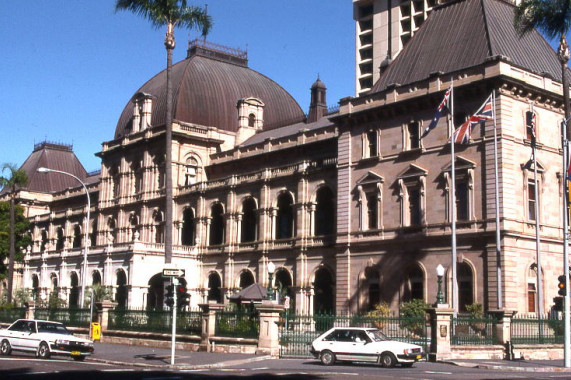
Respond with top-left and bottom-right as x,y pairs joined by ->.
37,322 -> 71,335
367,329 -> 389,342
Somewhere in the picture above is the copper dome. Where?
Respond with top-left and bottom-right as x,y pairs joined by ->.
115,41 -> 305,139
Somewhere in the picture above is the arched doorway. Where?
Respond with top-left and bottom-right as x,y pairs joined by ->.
92,271 -> 102,286
207,272 -> 222,303
364,266 -> 380,311
458,262 -> 474,312
402,265 -> 424,302
116,270 -> 128,308
147,273 -> 165,310
314,267 -> 334,314
275,268 -> 293,307
69,272 -> 79,308
31,274 -> 40,301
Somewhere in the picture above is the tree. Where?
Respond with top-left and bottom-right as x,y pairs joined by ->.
115,0 -> 212,264
514,0 -> 571,138
0,164 -> 29,303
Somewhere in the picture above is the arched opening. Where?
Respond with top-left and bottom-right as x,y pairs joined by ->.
72,225 -> 82,248
248,113 -> 256,128
402,265 -> 424,302
276,193 -> 294,239
50,273 -> 58,298
314,267 -> 334,314
69,272 -> 79,308
92,271 -> 102,286
153,210 -> 164,244
207,272 -> 223,303
147,273 -> 165,310
41,230 -> 48,251
315,187 -> 335,236
116,270 -> 128,308
181,208 -> 195,246
458,262 -> 474,312
239,271 -> 255,289
90,219 -> 98,247
364,266 -> 380,311
56,227 -> 65,250
275,268 -> 293,306
32,274 -> 40,301
209,203 -> 225,246
241,197 -> 257,243
107,217 -> 117,243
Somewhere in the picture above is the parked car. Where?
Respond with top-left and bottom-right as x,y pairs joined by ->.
310,327 -> 424,368
0,319 -> 94,361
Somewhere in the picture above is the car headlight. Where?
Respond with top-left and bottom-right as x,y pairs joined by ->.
403,349 -> 411,355
55,339 -> 70,345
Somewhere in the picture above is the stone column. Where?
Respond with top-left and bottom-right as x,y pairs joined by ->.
198,303 -> 225,352
425,307 -> 454,361
488,309 -> 517,345
255,301 -> 285,357
25,299 -> 36,320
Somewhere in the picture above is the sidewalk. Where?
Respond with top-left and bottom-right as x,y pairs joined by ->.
88,342 -> 270,369
446,359 -> 571,373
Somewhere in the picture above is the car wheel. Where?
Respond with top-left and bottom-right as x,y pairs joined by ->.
0,340 -> 11,356
73,355 -> 85,362
320,350 -> 336,366
37,342 -> 51,359
380,352 -> 397,368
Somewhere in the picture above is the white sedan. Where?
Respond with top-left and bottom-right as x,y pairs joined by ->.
310,327 -> 424,367
0,319 -> 94,361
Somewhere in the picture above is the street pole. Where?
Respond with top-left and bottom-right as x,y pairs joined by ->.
171,277 -> 177,365
562,119 -> 570,368
37,167 -> 90,307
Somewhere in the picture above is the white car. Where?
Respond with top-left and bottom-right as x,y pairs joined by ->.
0,319 -> 94,361
310,327 -> 424,367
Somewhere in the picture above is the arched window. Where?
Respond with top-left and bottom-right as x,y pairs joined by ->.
109,166 -> 120,199
315,187 -> 335,236
72,224 -> 82,248
276,193 -> 294,239
153,210 -> 164,244
209,203 -> 225,246
402,265 -> 424,302
32,274 -> 40,301
147,273 -> 164,309
527,265 -> 537,313
181,208 -> 195,246
313,267 -> 334,314
207,272 -> 222,303
458,262 -> 474,312
90,219 -> 98,247
364,267 -> 380,311
248,113 -> 256,128
50,273 -> 58,296
184,157 -> 200,186
69,272 -> 79,308
92,271 -> 102,286
41,230 -> 48,251
241,198 -> 257,243
55,227 -> 65,251
116,270 -> 128,308
275,268 -> 293,306
107,217 -> 117,243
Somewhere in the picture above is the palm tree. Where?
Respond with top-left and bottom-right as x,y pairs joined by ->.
0,163 -> 28,303
514,0 -> 571,137
115,0 -> 211,264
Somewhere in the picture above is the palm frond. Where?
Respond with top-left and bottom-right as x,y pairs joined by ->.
514,0 -> 571,39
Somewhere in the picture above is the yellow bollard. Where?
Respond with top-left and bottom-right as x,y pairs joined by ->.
91,322 -> 101,341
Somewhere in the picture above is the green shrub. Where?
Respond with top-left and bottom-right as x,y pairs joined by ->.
399,299 -> 428,336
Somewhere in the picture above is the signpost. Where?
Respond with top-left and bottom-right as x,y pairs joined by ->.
163,267 -> 185,365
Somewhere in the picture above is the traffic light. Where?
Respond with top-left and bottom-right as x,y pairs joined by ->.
558,275 -> 566,296
165,284 -> 174,308
176,284 -> 190,309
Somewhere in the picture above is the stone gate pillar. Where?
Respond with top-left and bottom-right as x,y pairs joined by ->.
255,301 -> 285,357
198,303 -> 225,352
426,307 -> 454,361
488,309 -> 517,345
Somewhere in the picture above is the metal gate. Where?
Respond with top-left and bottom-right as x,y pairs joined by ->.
278,312 -> 429,358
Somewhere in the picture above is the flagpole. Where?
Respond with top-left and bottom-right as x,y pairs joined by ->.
492,90 -> 502,309
562,118 -> 570,368
450,83 -> 458,316
531,102 -> 543,318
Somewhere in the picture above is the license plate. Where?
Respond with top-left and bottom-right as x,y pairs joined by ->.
416,354 -> 422,359
71,351 -> 81,356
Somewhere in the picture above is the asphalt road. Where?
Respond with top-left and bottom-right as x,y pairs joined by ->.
2,352 -> 571,380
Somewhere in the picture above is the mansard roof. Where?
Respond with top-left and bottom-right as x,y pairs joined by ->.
371,0 -> 568,94
114,40 -> 305,139
20,142 -> 88,193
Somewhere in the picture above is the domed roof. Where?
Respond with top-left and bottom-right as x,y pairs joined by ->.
115,41 -> 305,139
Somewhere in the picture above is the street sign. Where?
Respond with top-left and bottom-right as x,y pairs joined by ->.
163,268 -> 185,277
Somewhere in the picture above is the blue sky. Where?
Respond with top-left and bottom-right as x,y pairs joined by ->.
1,1 -> 354,172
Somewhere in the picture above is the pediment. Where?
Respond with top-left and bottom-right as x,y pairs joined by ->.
397,164 -> 428,179
442,156 -> 476,172
356,171 -> 384,185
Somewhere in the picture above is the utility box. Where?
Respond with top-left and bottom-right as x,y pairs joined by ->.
91,322 -> 101,341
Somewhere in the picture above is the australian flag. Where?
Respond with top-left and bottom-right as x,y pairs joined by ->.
451,94 -> 493,144
421,87 -> 451,138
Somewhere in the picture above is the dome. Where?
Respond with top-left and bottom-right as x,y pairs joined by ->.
115,41 -> 306,139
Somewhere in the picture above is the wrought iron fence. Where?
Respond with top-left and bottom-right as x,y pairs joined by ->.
215,307 -> 259,338
451,314 -> 497,345
510,313 -> 563,344
0,307 -> 26,323
278,312 -> 429,358
34,308 -> 92,327
108,308 -> 201,335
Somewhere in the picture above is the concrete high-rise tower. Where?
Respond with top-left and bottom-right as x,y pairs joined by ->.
353,0 -> 436,96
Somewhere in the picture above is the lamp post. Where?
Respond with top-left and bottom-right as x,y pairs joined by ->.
267,262 -> 275,301
436,264 -> 445,306
37,167 -> 90,307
